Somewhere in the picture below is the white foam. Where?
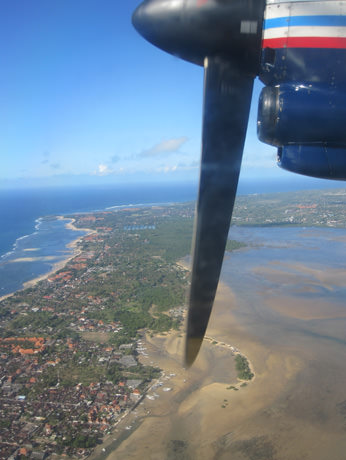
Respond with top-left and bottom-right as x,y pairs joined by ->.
105,201 -> 175,211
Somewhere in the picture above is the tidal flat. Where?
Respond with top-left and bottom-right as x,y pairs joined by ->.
106,226 -> 346,460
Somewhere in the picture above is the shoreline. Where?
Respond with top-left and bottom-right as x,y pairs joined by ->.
91,321 -> 256,459
203,334 -> 256,385
56,215 -> 98,234
94,259 -> 256,459
1,225 -> 257,459
0,216 -> 94,303
101,269 -> 310,460
176,258 -> 255,383
101,280 -> 259,460
1,204 -> 345,458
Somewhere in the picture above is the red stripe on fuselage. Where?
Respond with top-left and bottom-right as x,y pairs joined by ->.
197,0 -> 208,6
262,36 -> 346,49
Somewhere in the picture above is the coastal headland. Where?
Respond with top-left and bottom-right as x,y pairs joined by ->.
1,189 -> 346,459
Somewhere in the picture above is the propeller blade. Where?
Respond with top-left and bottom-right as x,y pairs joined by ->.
185,57 -> 254,366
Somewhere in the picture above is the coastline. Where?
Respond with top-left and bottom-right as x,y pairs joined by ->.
93,322 -> 256,459
95,260 -> 257,460
99,282 -> 251,460
57,215 -> 97,234
0,216 -> 94,303
2,207 -> 346,458
1,195 -> 346,458
1,225 -> 257,459
104,235 -> 346,460
100,272 -> 307,460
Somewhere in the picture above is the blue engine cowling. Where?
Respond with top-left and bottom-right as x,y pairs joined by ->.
257,0 -> 346,180
257,82 -> 346,179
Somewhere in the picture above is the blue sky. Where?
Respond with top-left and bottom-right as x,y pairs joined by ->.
0,0 -> 340,189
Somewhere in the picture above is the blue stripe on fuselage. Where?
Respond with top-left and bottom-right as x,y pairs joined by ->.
264,15 -> 346,29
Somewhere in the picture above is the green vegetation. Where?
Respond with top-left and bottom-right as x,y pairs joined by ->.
226,385 -> 239,391
126,364 -> 161,381
8,312 -> 68,334
221,399 -> 229,408
106,363 -> 124,384
142,216 -> 194,262
235,354 -> 254,381
226,239 -> 247,251
106,362 -> 160,386
137,285 -> 185,311
59,433 -> 99,449
0,419 -> 11,429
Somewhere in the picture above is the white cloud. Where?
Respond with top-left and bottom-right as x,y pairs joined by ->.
89,156 -> 199,178
156,165 -> 178,173
242,142 -> 277,170
242,152 -> 277,169
94,163 -> 113,176
175,160 -> 199,170
139,136 -> 188,158
155,161 -> 199,174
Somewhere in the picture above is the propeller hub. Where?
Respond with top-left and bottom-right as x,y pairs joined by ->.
133,0 -> 265,72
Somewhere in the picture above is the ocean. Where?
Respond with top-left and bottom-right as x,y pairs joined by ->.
0,178 -> 345,297
0,183 -> 199,258
0,182 -> 199,297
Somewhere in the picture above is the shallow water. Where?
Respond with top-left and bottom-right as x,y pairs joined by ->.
104,226 -> 346,460
224,226 -> 346,318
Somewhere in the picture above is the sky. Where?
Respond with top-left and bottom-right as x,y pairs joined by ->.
0,0 -> 344,190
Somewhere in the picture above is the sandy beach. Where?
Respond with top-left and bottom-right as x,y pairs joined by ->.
59,216 -> 97,235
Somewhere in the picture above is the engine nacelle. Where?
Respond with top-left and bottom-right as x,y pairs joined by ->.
257,0 -> 346,180
258,84 -> 346,147
277,145 -> 346,180
257,83 -> 346,179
